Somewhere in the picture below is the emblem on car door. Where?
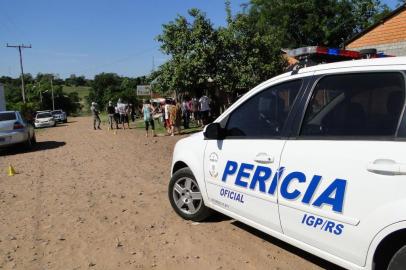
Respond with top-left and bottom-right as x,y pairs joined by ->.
209,152 -> 219,178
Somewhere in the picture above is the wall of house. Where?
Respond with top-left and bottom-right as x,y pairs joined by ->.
347,8 -> 406,56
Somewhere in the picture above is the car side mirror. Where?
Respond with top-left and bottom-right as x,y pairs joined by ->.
204,123 -> 225,140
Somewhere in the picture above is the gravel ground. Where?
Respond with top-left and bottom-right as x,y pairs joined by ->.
0,117 -> 337,270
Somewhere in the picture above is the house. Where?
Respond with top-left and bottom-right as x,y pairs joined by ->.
346,4 -> 406,56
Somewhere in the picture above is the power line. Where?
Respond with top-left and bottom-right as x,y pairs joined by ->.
65,47 -> 159,77
6,43 -> 32,103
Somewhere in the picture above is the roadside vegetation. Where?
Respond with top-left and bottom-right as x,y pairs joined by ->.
151,0 -> 392,102
2,0 -> 395,115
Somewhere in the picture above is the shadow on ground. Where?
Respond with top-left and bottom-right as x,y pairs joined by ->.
231,221 -> 345,270
180,128 -> 203,135
202,212 -> 232,223
0,141 -> 66,156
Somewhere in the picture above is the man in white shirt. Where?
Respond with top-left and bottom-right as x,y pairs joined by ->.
117,98 -> 127,129
199,95 -> 210,126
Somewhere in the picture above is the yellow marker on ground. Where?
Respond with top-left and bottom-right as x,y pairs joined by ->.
7,164 -> 16,176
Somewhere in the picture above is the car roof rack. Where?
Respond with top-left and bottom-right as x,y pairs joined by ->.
284,46 -> 393,74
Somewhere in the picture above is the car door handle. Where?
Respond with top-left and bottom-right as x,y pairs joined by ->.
254,153 -> 274,164
367,159 -> 406,175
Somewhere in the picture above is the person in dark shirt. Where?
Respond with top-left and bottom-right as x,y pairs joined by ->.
107,101 -> 117,129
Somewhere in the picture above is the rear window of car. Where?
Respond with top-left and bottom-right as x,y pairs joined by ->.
301,72 -> 405,137
37,113 -> 52,118
0,112 -> 16,121
52,110 -> 62,115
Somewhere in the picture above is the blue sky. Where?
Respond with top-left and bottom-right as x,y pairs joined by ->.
0,0 -> 400,79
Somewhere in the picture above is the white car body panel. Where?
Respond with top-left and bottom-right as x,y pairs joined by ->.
171,57 -> 406,270
0,111 -> 33,147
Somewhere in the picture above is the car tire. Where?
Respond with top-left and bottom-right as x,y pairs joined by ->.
168,167 -> 212,222
63,119 -> 67,123
387,245 -> 406,270
53,122 -> 57,127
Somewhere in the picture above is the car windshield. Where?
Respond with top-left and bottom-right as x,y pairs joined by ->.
37,113 -> 52,118
0,112 -> 17,121
52,110 -> 62,115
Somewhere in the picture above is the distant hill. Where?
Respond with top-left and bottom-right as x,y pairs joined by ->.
63,85 -> 90,101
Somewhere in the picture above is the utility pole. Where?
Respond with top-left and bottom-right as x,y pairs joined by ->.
38,81 -> 42,104
6,44 -> 32,103
50,75 -> 55,111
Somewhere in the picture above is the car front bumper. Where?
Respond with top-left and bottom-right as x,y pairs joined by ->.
35,121 -> 55,128
53,115 -> 66,122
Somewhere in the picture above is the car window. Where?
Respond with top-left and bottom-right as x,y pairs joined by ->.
0,112 -> 16,121
301,72 -> 405,137
226,80 -> 302,138
37,113 -> 52,118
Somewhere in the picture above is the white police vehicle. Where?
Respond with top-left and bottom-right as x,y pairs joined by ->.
168,46 -> 406,270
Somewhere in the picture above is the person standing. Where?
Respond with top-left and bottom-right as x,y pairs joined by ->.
91,102 -> 101,130
114,105 -> 120,127
169,100 -> 176,136
199,94 -> 211,126
124,103 -> 131,129
181,99 -> 190,129
129,103 -> 136,122
117,98 -> 127,130
142,100 -> 156,137
107,101 -> 116,130
175,100 -> 182,134
164,99 -> 171,135
192,98 -> 200,124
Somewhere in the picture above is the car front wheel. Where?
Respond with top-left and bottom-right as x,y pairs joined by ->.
168,167 -> 212,222
388,245 -> 406,270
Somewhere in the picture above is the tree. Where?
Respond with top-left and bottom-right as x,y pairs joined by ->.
214,13 -> 286,95
248,0 -> 390,48
156,9 -> 219,97
154,7 -> 287,99
87,73 -> 144,110
65,74 -> 87,86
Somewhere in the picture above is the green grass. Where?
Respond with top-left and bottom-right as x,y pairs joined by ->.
63,85 -> 91,115
62,85 -> 91,101
99,114 -> 203,136
135,119 -> 203,135
99,112 -> 203,135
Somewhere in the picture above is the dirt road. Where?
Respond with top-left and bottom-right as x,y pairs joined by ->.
0,117 -> 335,270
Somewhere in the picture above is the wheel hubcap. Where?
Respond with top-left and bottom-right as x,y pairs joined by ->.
172,177 -> 203,215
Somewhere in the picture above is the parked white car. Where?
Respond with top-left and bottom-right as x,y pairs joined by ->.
34,111 -> 56,128
0,111 -> 36,149
169,55 -> 406,270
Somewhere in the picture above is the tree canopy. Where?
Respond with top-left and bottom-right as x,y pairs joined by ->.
153,0 -> 392,98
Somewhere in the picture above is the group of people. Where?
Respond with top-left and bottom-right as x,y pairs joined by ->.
90,94 -> 213,136
153,95 -> 211,136
90,99 -> 135,130
107,99 -> 136,130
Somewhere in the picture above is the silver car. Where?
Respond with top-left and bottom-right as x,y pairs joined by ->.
0,111 -> 36,149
